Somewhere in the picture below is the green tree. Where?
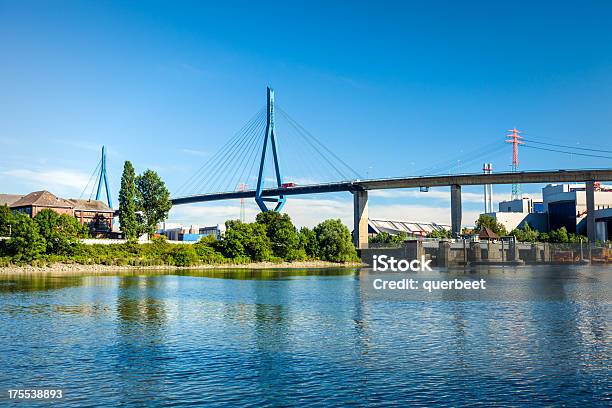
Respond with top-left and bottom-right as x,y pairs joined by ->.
427,228 -> 453,239
256,211 -> 299,259
168,245 -> 199,267
369,231 -> 410,244
34,209 -> 86,254
298,226 -> 318,258
219,220 -> 272,261
313,219 -> 358,262
0,205 -> 14,237
7,212 -> 46,261
548,227 -> 569,243
475,214 -> 508,236
135,169 -> 172,236
119,161 -> 138,240
509,223 -> 539,243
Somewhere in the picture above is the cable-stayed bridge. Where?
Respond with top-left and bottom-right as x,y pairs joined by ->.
172,87 -> 612,247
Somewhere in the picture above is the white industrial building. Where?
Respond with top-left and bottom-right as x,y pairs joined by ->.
483,183 -> 612,241
368,218 -> 450,238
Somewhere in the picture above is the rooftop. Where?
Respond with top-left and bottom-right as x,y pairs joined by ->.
10,191 -> 74,209
68,199 -> 113,213
0,194 -> 23,207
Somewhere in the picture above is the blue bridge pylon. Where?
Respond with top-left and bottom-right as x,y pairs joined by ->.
255,87 -> 285,212
95,146 -> 112,209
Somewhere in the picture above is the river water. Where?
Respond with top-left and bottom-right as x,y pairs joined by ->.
0,266 -> 610,407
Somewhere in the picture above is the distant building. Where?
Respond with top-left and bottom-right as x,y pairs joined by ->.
199,225 -> 221,240
543,183 -> 612,236
498,197 -> 533,213
157,224 -> 222,241
481,183 -> 612,240
368,218 -> 450,238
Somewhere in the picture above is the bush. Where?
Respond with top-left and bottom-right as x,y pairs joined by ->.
6,213 -> 46,262
313,219 -> 359,262
169,245 -> 199,267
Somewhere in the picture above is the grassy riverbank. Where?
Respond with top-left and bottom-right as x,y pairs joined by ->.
0,260 -> 364,275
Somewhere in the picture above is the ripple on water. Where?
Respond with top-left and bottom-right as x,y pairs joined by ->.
0,266 -> 610,407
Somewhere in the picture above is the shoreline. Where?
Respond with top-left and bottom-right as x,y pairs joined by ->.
0,260 -> 365,275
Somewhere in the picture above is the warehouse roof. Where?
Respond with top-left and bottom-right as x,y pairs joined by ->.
368,218 -> 450,236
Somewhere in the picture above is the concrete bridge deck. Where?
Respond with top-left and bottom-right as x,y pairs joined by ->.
171,168 -> 612,246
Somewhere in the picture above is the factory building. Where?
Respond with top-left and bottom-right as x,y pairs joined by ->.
483,183 -> 612,241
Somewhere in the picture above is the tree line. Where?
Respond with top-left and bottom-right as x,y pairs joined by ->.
0,161 -> 359,266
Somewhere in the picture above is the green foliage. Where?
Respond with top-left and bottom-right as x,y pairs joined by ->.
135,169 -> 172,236
1,203 -> 363,265
475,214 -> 508,236
256,211 -> 299,259
313,219 -> 358,262
219,220 -> 272,261
119,161 -> 138,240
548,226 -> 569,243
6,213 -> 46,262
298,227 -> 318,258
509,224 -> 586,243
427,228 -> 453,239
509,223 -> 540,243
167,245 -> 199,267
0,205 -> 14,237
369,231 -> 410,244
34,209 -> 87,255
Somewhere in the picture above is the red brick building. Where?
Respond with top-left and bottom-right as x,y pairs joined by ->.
68,199 -> 114,232
6,191 -> 114,233
10,191 -> 74,218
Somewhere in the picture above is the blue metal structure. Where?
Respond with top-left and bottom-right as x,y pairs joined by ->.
95,145 -> 113,208
255,87 -> 286,212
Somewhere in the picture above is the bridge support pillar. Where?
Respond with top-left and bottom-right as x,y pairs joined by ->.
586,180 -> 596,243
450,184 -> 462,238
353,190 -> 368,249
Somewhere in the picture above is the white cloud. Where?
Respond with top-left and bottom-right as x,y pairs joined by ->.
1,169 -> 90,197
180,148 -> 209,158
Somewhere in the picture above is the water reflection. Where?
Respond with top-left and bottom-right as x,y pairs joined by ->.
0,266 -> 609,407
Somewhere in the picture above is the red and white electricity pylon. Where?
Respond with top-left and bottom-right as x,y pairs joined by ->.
506,127 -> 524,199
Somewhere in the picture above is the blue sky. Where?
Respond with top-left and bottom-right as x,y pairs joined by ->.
1,1 -> 611,227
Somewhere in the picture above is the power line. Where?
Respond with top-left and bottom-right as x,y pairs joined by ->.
522,144 -> 612,160
522,137 -> 612,154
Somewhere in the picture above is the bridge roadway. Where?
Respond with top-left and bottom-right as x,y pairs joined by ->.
171,169 -> 612,247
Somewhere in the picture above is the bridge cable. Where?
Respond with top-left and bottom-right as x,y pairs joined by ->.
278,116 -> 336,184
237,119 -> 268,190
174,107 -> 265,196
278,107 -> 356,181
213,114 -> 267,193
180,109 -> 265,196
183,108 -> 264,195
277,106 -> 362,180
195,111 -> 266,194
79,158 -> 102,200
